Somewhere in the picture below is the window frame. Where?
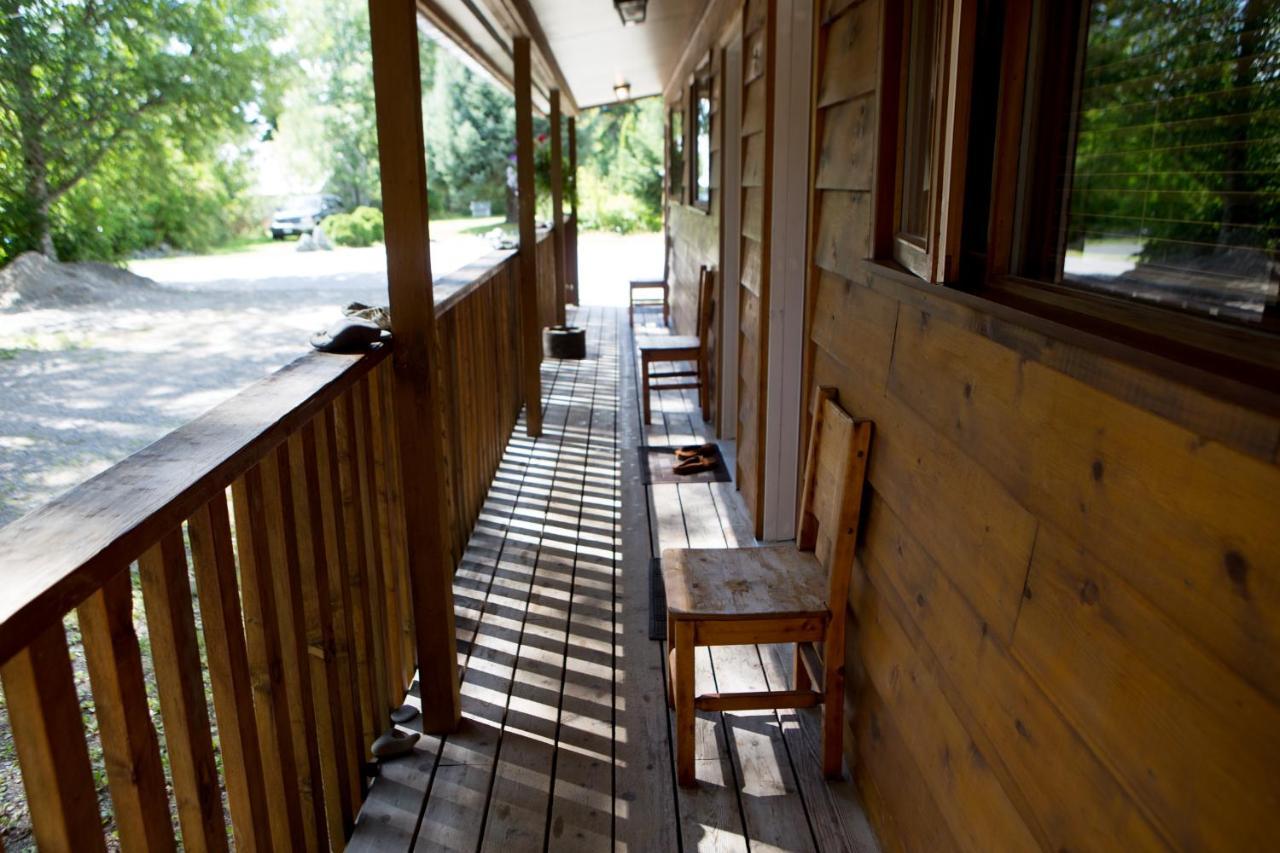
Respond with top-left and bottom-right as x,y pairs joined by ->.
886,0 -> 976,283
668,103 -> 686,203
984,0 -> 1280,344
691,57 -> 713,213
874,0 -> 1280,388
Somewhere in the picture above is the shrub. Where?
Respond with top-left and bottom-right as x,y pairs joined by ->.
322,206 -> 384,247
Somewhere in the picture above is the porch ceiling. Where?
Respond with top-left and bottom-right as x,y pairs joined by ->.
419,0 -> 707,112
525,0 -> 706,108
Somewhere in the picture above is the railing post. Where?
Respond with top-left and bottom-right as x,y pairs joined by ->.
366,0 -> 460,732
567,115 -> 579,306
515,35 -> 543,437
550,88 -> 567,326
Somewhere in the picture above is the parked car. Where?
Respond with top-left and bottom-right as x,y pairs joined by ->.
269,195 -> 344,239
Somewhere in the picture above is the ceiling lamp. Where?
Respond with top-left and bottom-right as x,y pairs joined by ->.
614,81 -> 632,101
615,0 -> 647,26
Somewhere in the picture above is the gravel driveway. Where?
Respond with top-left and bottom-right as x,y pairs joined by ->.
0,237 -> 491,527
0,231 -> 662,528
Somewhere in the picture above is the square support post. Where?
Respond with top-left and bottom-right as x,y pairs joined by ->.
550,89 -> 567,326
366,0 -> 460,733
515,36 -> 543,437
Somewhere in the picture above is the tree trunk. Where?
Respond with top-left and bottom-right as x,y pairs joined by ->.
11,45 -> 58,261
23,144 -> 57,262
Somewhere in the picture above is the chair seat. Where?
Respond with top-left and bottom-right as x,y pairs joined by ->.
638,335 -> 701,352
661,545 -> 830,621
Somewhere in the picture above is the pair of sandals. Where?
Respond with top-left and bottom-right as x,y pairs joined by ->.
674,443 -> 718,475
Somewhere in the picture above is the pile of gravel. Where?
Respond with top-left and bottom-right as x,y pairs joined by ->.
0,251 -> 157,310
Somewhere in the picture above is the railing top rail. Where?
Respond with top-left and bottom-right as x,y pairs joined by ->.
434,248 -> 517,315
0,346 -> 388,666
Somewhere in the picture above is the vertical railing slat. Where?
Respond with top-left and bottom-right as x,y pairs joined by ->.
1,622 -> 107,852
188,495 -> 273,850
366,365 -> 407,704
232,467 -> 307,850
288,426 -> 356,842
79,570 -> 175,852
137,529 -> 228,852
259,447 -> 329,852
352,375 -> 393,716
317,403 -> 370,809
378,359 -> 416,687
336,389 -> 382,756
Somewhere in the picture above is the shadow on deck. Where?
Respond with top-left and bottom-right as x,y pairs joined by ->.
350,305 -> 878,852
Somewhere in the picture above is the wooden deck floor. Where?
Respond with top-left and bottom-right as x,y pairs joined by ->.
349,306 -> 878,852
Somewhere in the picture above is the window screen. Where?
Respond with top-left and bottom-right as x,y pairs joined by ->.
1061,0 -> 1279,323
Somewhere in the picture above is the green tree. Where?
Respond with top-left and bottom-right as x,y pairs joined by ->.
288,0 -> 386,207
0,0 -> 282,260
574,96 -> 663,232
423,38 -> 514,216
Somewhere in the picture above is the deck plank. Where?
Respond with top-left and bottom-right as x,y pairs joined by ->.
548,310 -> 620,850
615,311 -> 683,853
657,485 -> 749,852
351,305 -> 880,853
682,482 -> 816,853
479,322 -> 587,852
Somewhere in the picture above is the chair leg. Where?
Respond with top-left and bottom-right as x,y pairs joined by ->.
666,613 -> 676,710
821,655 -> 845,779
794,643 -> 811,692
629,299 -> 634,327
697,354 -> 709,422
673,621 -> 696,787
642,356 -> 653,425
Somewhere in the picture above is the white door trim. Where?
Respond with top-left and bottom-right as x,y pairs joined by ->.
719,30 -> 744,441
761,0 -> 813,541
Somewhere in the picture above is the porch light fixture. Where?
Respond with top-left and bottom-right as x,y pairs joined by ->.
615,0 -> 647,26
614,81 -> 632,101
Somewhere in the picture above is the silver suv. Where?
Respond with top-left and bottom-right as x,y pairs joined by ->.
269,195 -> 344,239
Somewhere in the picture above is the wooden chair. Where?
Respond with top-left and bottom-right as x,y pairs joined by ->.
661,387 -> 873,786
637,266 -> 715,425
629,279 -> 669,327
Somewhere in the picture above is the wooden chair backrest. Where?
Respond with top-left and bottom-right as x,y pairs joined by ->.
796,387 -> 873,612
695,265 -> 716,344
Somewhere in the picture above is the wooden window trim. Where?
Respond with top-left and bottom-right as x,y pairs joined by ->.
691,55 -> 714,214
974,0 -> 1279,377
885,0 -> 977,283
668,104 -> 687,203
875,0 -> 1279,397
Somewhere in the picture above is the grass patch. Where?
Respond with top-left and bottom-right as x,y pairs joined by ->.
202,233 -> 276,256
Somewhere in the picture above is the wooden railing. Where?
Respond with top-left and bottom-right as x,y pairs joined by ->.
0,244 -> 533,850
535,223 -> 559,331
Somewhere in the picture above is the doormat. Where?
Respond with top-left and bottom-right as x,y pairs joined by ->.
649,556 -> 667,640
639,445 -> 731,485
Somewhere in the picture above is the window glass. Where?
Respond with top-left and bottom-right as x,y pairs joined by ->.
900,0 -> 941,242
694,76 -> 712,210
1061,0 -> 1280,323
669,107 -> 685,199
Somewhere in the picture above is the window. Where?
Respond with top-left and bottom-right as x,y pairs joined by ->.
890,0 -> 975,282
995,0 -> 1280,330
692,64 -> 713,211
669,105 -> 685,201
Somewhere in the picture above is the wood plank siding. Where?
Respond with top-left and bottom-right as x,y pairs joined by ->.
658,0 -> 1280,849
814,2 -> 1280,851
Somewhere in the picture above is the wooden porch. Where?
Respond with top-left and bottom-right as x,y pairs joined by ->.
350,306 -> 877,851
